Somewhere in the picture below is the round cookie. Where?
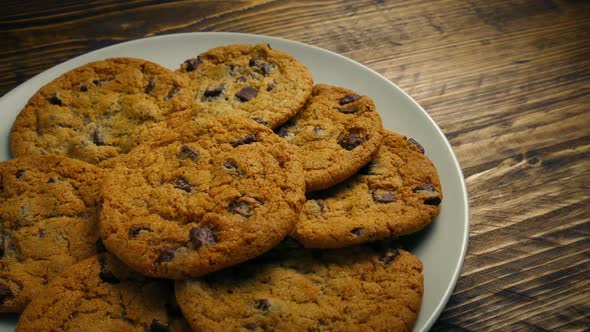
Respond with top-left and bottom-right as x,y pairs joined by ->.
11,57 -> 191,167
274,84 -> 384,192
292,131 -> 442,248
175,239 -> 423,332
16,253 -> 190,332
0,156 -> 104,313
100,117 -> 306,279
177,44 -> 313,129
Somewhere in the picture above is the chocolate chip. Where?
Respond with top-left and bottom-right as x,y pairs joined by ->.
178,146 -> 199,160
267,81 -> 276,91
183,57 -> 202,71
249,58 -> 262,67
0,234 -> 5,258
251,117 -> 270,127
231,134 -> 257,147
38,229 -> 46,238
379,249 -> 399,266
337,129 -> 365,150
165,87 -> 180,100
93,129 -> 105,146
80,84 -> 89,92
276,126 -> 290,138
15,170 -> 25,179
339,107 -> 359,114
236,86 -> 258,102
424,197 -> 442,206
226,64 -> 239,72
0,282 -> 13,304
48,93 -> 63,106
96,239 -> 107,253
339,94 -> 361,105
414,184 -> 441,206
372,189 -> 396,203
93,78 -> 113,86
244,324 -> 257,331
224,161 -> 241,175
150,319 -> 169,332
414,184 -> 436,193
156,248 -> 176,264
237,76 -> 247,82
229,200 -> 253,218
204,83 -> 225,97
254,299 -> 270,311
408,138 -> 425,154
145,78 -> 156,94
360,272 -> 367,281
351,227 -> 364,236
172,177 -> 195,193
313,126 -> 323,136
312,199 -> 326,212
128,226 -> 152,238
47,177 -> 56,183
189,227 -> 216,249
98,255 -> 120,284
262,63 -> 272,75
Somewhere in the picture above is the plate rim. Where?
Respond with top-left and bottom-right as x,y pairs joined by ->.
0,32 -> 469,332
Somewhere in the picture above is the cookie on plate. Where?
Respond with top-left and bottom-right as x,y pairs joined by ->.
0,156 -> 104,312
175,239 -> 423,332
16,253 -> 190,332
274,84 -> 384,192
11,57 -> 191,167
100,117 -> 306,279
177,44 -> 313,129
291,131 -> 442,248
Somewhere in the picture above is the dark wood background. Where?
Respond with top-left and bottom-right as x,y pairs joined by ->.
1,0 -> 589,330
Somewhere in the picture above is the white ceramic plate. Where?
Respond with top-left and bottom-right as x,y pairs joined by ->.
0,32 -> 468,331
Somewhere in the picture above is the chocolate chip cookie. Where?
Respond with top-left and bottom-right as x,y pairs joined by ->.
11,57 -> 191,166
292,131 -> 442,248
175,239 -> 423,331
274,84 -> 384,192
16,253 -> 190,332
0,156 -> 104,312
100,117 -> 306,279
177,44 -> 313,129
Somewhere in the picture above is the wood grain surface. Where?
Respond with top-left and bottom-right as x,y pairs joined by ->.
1,0 -> 589,330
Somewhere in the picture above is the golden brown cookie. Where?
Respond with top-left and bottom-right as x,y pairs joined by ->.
100,117 -> 306,279
10,57 -> 191,166
175,239 -> 423,332
292,131 -> 442,248
177,44 -> 313,129
0,156 -> 104,313
16,253 -> 190,332
274,84 -> 384,192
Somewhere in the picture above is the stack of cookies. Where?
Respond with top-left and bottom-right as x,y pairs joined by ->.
2,44 -> 442,332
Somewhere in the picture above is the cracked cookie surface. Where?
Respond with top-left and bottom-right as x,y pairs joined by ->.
0,156 -> 104,312
175,239 -> 423,332
292,131 -> 442,248
11,57 -> 191,167
100,117 -> 305,279
176,44 -> 313,129
16,253 -> 190,332
274,84 -> 384,192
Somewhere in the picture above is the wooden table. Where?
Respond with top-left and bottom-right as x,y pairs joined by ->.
1,0 -> 589,330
